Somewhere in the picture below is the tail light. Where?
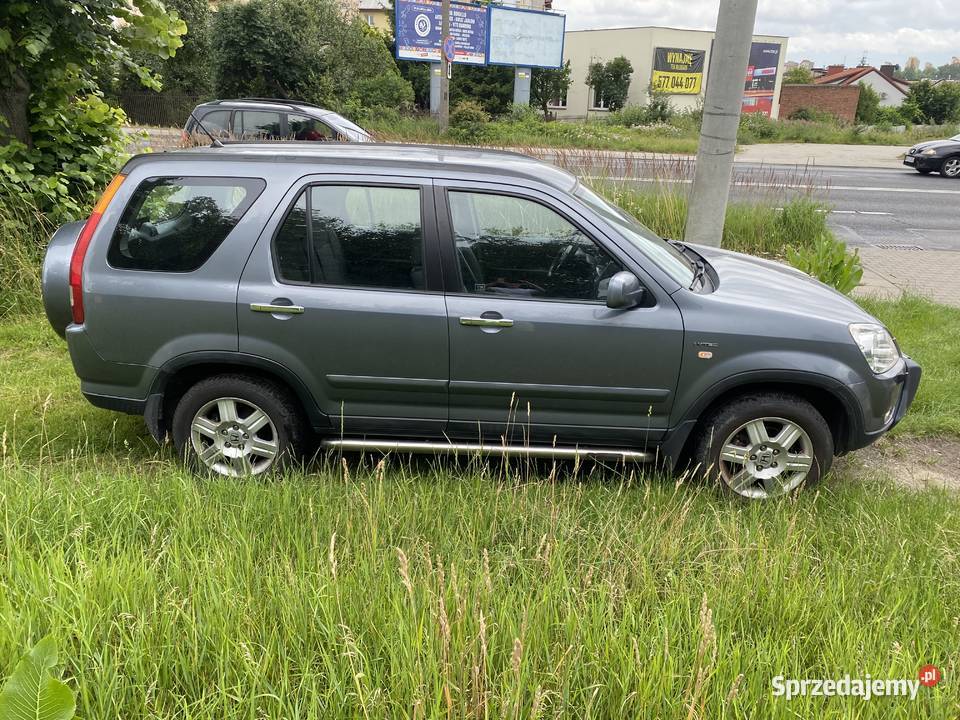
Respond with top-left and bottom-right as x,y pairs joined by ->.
69,173 -> 126,325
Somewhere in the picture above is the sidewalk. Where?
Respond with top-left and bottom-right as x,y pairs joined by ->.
734,143 -> 908,169
853,248 -> 960,307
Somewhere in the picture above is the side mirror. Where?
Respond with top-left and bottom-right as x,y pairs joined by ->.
606,271 -> 644,309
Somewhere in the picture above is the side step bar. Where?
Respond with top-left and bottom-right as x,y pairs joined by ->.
321,438 -> 654,463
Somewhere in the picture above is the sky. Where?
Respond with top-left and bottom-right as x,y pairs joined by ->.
552,0 -> 960,68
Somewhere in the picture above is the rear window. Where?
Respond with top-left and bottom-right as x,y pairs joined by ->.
107,176 -> 265,272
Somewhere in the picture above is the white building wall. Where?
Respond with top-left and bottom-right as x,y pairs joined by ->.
856,72 -> 907,107
553,26 -> 788,120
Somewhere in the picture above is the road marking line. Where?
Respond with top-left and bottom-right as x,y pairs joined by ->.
857,211 -> 893,215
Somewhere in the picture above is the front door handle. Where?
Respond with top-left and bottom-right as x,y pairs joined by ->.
251,302 -> 304,315
460,316 -> 513,328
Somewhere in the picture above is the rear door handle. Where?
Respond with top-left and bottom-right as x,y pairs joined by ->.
459,316 -> 513,328
250,302 -> 304,315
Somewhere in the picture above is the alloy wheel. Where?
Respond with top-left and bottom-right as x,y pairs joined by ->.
717,416 -> 814,499
189,396 -> 279,477
943,158 -> 960,178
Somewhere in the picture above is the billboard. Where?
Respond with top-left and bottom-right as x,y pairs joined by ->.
487,6 -> 565,69
741,41 -> 782,116
395,0 -> 488,65
651,47 -> 705,95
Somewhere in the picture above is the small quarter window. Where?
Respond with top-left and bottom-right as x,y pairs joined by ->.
273,185 -> 424,290
108,176 -> 264,272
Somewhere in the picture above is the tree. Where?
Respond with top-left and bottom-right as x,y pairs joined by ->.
531,61 -> 572,117
450,65 -> 515,115
855,81 -> 881,124
901,80 -> 960,124
0,0 -> 186,219
213,0 -> 408,110
586,56 -> 633,111
126,0 -> 213,96
783,66 -> 814,84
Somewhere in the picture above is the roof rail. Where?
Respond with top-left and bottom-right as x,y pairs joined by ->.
209,97 -> 330,112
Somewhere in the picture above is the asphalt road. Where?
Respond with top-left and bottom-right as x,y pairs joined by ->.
545,153 -> 960,250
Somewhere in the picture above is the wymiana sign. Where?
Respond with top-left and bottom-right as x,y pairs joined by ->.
651,47 -> 705,95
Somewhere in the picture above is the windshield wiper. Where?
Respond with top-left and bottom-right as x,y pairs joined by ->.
689,258 -> 708,291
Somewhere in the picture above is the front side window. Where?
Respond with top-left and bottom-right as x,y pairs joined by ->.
288,114 -> 335,141
108,176 -> 264,272
448,191 -> 623,302
273,185 -> 424,290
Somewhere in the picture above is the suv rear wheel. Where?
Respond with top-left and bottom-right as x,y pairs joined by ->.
172,374 -> 305,477
692,393 -> 834,499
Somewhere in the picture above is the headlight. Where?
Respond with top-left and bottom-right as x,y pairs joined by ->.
920,148 -> 938,156
849,323 -> 900,374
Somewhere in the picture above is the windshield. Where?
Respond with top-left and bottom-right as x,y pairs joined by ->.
322,112 -> 373,141
573,183 -> 695,287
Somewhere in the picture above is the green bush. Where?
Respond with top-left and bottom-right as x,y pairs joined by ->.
737,112 -> 779,141
449,100 -> 490,143
787,107 -> 840,124
787,235 -> 863,294
855,82 -> 881,124
873,106 -> 907,126
611,93 -> 673,127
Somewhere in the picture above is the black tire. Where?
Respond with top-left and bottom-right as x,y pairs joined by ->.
940,156 -> 960,178
691,393 -> 834,499
171,373 -> 306,477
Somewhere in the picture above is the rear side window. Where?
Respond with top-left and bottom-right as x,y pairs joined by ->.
273,185 -> 424,290
237,110 -> 283,139
197,109 -> 231,136
108,176 -> 265,272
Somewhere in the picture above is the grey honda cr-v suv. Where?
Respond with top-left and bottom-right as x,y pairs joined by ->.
42,143 -> 920,499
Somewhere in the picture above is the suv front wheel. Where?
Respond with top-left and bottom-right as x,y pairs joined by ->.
172,374 -> 305,477
692,393 -> 834,499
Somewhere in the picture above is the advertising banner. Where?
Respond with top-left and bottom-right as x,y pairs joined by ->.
741,41 -> 782,116
487,6 -> 565,69
395,0 -> 487,65
651,47 -> 705,95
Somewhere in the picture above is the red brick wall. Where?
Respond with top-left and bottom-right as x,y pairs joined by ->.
779,85 -> 861,123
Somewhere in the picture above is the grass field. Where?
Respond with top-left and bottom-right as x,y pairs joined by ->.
367,114 -> 958,156
1,292 -> 959,717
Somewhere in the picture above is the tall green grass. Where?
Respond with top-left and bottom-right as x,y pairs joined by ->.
597,185 -> 832,258
0,191 -> 51,318
1,282 -> 958,719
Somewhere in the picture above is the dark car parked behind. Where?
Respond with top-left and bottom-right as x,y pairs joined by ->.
903,134 -> 960,176
184,98 -> 373,144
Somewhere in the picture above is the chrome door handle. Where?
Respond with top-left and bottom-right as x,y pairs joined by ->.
250,303 -> 304,315
460,316 -> 513,328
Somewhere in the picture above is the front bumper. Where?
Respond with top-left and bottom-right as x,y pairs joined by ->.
848,356 -> 921,450
889,356 -> 922,428
903,154 -> 942,171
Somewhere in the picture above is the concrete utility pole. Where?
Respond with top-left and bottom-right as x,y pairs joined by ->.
438,0 -> 451,132
683,0 -> 758,247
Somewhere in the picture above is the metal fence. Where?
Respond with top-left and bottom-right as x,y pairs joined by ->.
118,91 -> 213,128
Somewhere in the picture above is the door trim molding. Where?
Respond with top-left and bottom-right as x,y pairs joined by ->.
449,379 -> 670,402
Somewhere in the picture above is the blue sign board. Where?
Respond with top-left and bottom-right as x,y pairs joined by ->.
396,0 -> 487,65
